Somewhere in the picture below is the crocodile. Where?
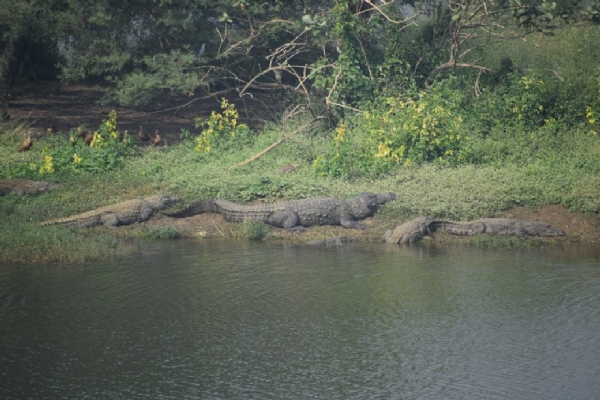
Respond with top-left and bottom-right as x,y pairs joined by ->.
0,179 -> 62,196
41,194 -> 181,229
168,192 -> 396,230
384,217 -> 565,244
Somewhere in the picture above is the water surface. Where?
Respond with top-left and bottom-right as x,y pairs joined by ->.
1,240 -> 599,399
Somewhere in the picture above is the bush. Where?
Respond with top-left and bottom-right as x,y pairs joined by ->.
1,111 -> 134,178
314,79 -> 466,177
244,220 -> 270,240
194,98 -> 253,153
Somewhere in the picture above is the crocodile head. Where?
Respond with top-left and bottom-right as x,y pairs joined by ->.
146,194 -> 182,209
357,192 -> 396,208
523,222 -> 566,237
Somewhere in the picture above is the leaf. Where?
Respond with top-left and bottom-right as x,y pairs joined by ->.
302,15 -> 315,25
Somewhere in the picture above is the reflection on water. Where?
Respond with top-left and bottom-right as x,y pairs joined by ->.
1,240 -> 599,399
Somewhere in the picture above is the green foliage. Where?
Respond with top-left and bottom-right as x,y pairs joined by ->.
309,1 -> 382,113
243,220 -> 270,240
45,111 -> 133,174
581,0 -> 600,23
460,235 -> 549,250
314,79 -> 466,178
194,98 -> 253,153
0,201 -> 119,263
0,112 -> 134,178
109,51 -> 204,106
237,176 -> 291,201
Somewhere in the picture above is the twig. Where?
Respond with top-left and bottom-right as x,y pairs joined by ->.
523,68 -> 564,82
229,118 -> 320,168
230,137 -> 286,168
147,88 -> 237,114
212,221 -> 225,237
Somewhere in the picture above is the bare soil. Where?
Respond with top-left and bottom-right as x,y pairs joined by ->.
9,81 -> 270,144
8,82 -> 600,246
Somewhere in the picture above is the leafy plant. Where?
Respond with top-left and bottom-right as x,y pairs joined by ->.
41,111 -> 133,174
314,79 -> 465,177
243,220 -> 270,240
194,98 -> 253,153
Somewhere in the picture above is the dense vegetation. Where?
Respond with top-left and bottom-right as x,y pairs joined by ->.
1,1 -> 600,263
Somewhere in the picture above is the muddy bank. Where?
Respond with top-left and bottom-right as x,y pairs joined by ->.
136,204 -> 600,246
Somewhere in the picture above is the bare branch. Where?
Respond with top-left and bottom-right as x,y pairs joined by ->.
230,117 -> 322,168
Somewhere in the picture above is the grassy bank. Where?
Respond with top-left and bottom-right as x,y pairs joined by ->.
1,116 -> 599,264
2,25 -> 600,263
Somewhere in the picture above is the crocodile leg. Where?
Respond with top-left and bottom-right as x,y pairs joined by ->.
267,210 -> 302,230
100,213 -> 120,228
139,204 -> 154,221
340,214 -> 366,229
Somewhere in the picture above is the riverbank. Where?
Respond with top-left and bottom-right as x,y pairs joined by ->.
2,80 -> 600,263
140,203 -> 599,246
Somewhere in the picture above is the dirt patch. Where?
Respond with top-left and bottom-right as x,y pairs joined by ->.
8,81 -> 272,144
498,204 -> 600,245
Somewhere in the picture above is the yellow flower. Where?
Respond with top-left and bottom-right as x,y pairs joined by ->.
586,106 -> 594,118
375,142 -> 391,158
39,155 -> 54,174
334,124 -> 346,145
90,132 -> 101,147
73,154 -> 82,164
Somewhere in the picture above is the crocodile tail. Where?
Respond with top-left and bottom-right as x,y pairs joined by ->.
41,215 -> 100,228
166,199 -> 217,218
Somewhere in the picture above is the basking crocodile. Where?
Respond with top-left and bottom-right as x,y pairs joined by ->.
168,192 -> 396,230
41,194 -> 181,229
384,217 -> 565,244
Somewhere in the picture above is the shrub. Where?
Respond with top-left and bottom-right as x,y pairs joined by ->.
33,111 -> 134,176
194,98 -> 253,153
314,79 -> 465,177
244,220 -> 270,240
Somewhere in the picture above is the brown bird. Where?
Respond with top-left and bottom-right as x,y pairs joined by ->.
121,130 -> 129,144
46,125 -> 57,133
137,126 -> 149,142
77,124 -> 86,138
69,134 -> 76,147
152,129 -> 161,146
84,131 -> 94,145
19,133 -> 33,152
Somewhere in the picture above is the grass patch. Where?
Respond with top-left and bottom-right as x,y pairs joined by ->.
129,225 -> 182,240
0,221 -> 120,264
456,235 -> 556,250
243,220 -> 271,241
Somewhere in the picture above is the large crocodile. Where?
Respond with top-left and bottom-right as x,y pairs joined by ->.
384,217 -> 566,244
168,192 -> 396,230
41,194 -> 181,228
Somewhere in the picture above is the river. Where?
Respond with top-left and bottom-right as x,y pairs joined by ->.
1,240 -> 599,399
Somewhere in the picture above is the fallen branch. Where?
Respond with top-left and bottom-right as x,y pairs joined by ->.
229,118 -> 321,168
230,137 -> 286,168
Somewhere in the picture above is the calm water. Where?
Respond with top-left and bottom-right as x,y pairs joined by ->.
1,240 -> 600,400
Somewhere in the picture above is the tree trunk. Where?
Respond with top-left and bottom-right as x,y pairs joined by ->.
0,36 -> 29,120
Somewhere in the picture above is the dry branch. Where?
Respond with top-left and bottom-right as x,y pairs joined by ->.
229,118 -> 321,169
